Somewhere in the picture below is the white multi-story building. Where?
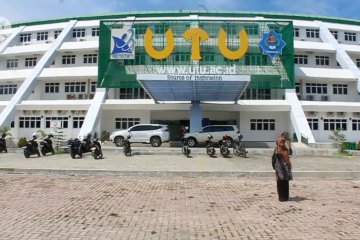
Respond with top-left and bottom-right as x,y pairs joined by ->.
1,11 -> 360,145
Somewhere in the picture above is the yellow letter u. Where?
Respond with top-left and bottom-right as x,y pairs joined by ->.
218,28 -> 248,60
144,28 -> 174,60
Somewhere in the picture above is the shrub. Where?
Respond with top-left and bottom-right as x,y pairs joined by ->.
17,137 -> 27,148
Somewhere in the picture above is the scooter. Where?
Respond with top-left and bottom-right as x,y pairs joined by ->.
23,135 -> 41,158
0,133 -> 7,153
91,138 -> 103,159
123,135 -> 131,156
69,138 -> 82,159
181,137 -> 191,158
233,133 -> 247,158
40,134 -> 55,156
205,135 -> 216,157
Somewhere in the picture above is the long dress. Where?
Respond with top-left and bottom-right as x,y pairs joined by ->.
275,136 -> 292,202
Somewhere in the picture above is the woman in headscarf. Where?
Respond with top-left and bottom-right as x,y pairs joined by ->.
274,132 -> 293,202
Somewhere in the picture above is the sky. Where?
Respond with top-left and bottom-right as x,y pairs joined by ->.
0,0 -> 359,24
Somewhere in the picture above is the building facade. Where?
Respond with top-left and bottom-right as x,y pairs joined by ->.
1,11 -> 360,144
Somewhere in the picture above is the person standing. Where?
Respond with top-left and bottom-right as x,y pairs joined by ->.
274,132 -> 293,202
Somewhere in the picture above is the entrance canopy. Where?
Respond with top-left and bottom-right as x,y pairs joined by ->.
137,74 -> 250,102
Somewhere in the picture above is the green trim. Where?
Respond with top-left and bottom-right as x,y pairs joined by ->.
12,10 -> 360,28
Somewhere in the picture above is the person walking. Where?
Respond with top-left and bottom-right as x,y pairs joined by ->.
273,132 -> 293,202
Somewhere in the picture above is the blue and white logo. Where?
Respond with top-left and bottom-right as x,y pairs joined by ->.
110,28 -> 135,59
258,30 -> 286,61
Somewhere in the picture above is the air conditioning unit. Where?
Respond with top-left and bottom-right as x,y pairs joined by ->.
44,110 -> 52,114
327,112 -> 335,117
23,42 -> 30,45
79,38 -> 86,42
89,94 -> 95,99
307,111 -> 318,117
300,38 -> 306,41
353,112 -> 360,117
306,95 -> 314,101
45,40 -> 52,44
321,95 -> 329,101
77,94 -> 85,99
67,94 -> 76,100
337,112 -> 346,117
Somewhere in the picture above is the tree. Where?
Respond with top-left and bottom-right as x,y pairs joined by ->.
329,129 -> 347,153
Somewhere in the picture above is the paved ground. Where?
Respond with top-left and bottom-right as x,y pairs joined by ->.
0,147 -> 359,239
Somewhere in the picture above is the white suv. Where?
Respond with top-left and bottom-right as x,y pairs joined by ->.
110,124 -> 170,147
184,125 -> 239,147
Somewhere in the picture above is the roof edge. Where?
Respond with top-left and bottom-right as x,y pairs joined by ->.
11,10 -> 360,28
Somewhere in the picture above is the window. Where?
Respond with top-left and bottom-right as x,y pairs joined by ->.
91,82 -> 96,92
293,28 -> 299,37
344,32 -> 356,42
245,54 -> 267,66
357,59 -> 360,68
352,119 -> 360,131
308,119 -> 319,130
73,117 -> 84,128
45,117 -> 68,128
73,28 -> 86,38
6,59 -> 18,69
244,24 -> 259,35
83,54 -> 97,64
305,83 -> 327,94
315,56 -> 330,66
65,82 -> 86,93
323,119 -> 347,131
330,30 -> 338,40
201,52 -> 215,63
115,118 -> 140,129
36,32 -> 48,41
295,83 -> 300,94
62,55 -> 76,65
19,117 -> 41,128
250,119 -> 275,131
0,84 -> 17,95
242,89 -> 271,100
54,30 -> 62,39
20,33 -> 31,43
333,84 -> 348,95
45,83 -> 60,93
306,29 -> 319,38
91,28 -> 99,37
294,55 -> 308,65
119,88 -> 150,99
174,52 -> 190,63
25,57 -> 37,67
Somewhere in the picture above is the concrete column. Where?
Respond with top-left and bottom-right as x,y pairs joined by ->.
190,101 -> 202,132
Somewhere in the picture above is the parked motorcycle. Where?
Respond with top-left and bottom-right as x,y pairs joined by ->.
0,133 -> 7,153
233,133 -> 247,158
219,134 -> 230,158
68,138 -> 82,159
23,134 -> 40,158
81,133 -> 93,154
205,134 -> 216,157
123,135 -> 132,156
40,134 -> 55,156
91,138 -> 103,159
181,137 -> 191,158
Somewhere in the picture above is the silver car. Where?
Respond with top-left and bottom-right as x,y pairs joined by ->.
184,125 -> 239,147
110,124 -> 170,147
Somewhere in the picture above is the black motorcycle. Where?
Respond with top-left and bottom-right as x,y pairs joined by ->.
123,135 -> 131,156
205,135 -> 216,157
40,134 -> 55,156
23,135 -> 40,158
219,139 -> 230,158
233,133 -> 247,158
81,133 -> 93,154
91,138 -> 103,159
0,133 -> 7,153
69,138 -> 82,159
181,137 -> 191,158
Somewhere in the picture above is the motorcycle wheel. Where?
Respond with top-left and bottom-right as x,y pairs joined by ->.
186,148 -> 191,158
51,149 -> 55,155
24,149 -> 30,158
233,148 -> 241,156
70,151 -> 76,159
239,146 -> 247,158
41,149 -> 47,156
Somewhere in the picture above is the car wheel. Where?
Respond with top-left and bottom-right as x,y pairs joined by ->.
150,136 -> 162,147
114,136 -> 124,147
187,137 -> 197,147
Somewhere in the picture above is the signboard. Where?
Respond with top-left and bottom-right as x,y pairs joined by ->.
258,30 -> 286,61
110,28 -> 135,59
